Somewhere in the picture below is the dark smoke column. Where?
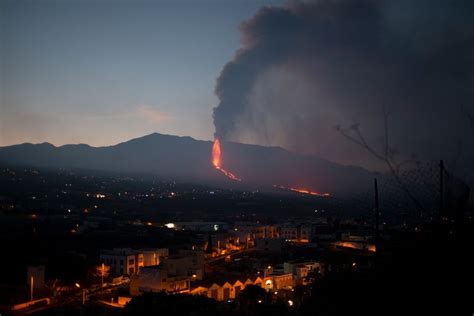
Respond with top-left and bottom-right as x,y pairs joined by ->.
212,0 -> 474,167
213,6 -> 298,140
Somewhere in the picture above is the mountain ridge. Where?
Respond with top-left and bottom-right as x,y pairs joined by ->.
0,132 -> 375,195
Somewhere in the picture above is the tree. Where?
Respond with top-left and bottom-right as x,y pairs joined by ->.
236,285 -> 270,314
336,108 -> 426,216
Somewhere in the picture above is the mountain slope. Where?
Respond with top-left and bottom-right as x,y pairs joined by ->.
0,133 -> 375,195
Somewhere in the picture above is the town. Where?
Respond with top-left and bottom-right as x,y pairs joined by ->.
0,167 -> 382,315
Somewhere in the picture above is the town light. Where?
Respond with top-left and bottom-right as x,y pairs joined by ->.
288,300 -> 294,306
75,283 -> 81,288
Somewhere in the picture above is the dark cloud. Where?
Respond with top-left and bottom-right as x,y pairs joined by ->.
213,0 -> 474,170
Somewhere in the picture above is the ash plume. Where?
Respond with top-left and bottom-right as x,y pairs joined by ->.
213,0 -> 474,169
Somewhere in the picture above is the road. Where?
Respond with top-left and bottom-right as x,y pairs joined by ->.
15,282 -> 129,315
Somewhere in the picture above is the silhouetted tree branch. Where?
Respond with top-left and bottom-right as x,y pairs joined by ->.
336,108 -> 426,216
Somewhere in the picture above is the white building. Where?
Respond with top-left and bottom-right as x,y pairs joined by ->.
100,248 -> 169,276
284,260 -> 322,285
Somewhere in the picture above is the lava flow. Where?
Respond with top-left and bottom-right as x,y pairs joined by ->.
274,185 -> 330,197
212,139 -> 241,181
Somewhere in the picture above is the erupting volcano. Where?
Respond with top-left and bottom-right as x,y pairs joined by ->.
212,139 -> 241,181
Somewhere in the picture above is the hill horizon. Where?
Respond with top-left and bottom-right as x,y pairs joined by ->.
0,132 -> 376,196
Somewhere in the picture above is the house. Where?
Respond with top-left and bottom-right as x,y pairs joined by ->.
284,260 -> 323,285
129,249 -> 204,296
100,248 -> 137,275
263,272 -> 294,290
100,248 -> 169,276
189,276 -> 265,301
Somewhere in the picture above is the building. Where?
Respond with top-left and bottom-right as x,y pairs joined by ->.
206,233 -> 242,256
190,276 -> 264,301
284,260 -> 322,285
253,225 -> 279,239
162,249 -> 204,280
130,265 -> 190,296
233,223 -> 279,243
254,238 -> 283,252
263,272 -> 294,290
129,248 -> 204,296
140,248 -> 169,266
279,224 -> 313,243
279,225 -> 298,241
100,248 -> 136,275
299,224 -> 313,243
100,248 -> 169,276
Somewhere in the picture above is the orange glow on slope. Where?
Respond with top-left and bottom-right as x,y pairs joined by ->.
212,139 -> 241,181
274,185 -> 330,197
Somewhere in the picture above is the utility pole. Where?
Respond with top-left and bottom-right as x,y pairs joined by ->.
374,178 -> 380,253
439,160 -> 444,220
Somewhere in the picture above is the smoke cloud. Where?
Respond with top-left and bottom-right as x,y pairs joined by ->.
213,0 -> 474,169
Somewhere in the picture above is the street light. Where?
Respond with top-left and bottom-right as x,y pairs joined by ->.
30,276 -> 34,301
101,263 -> 105,287
75,283 -> 86,305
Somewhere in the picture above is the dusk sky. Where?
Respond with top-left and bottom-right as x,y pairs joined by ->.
1,0 -> 281,147
1,0 -> 473,170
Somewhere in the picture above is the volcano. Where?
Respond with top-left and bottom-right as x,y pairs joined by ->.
0,133 -> 375,196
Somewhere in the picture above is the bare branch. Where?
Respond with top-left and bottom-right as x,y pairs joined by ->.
336,110 -> 426,215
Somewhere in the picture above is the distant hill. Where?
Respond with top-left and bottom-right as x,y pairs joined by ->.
0,133 -> 375,196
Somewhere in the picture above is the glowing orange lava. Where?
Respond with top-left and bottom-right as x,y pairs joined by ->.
274,185 -> 330,197
212,139 -> 241,181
